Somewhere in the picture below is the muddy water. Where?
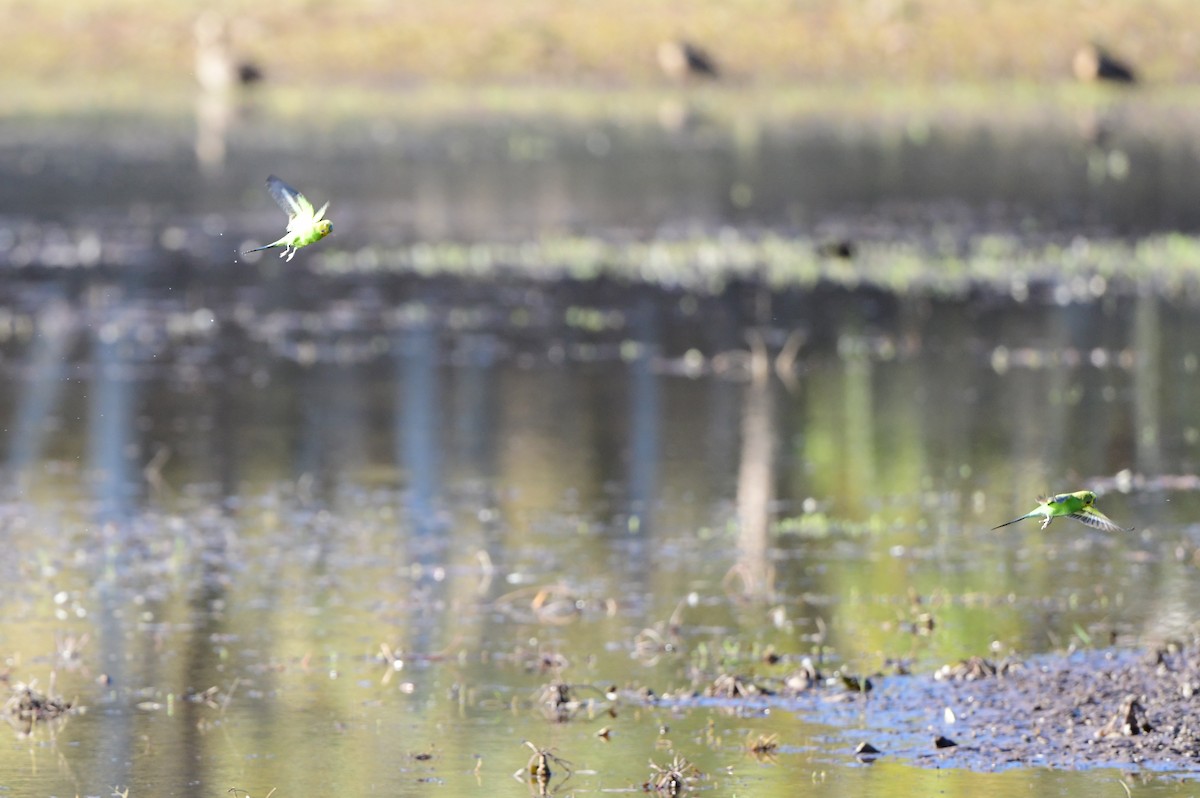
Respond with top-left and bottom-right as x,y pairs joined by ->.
3,108 -> 1200,795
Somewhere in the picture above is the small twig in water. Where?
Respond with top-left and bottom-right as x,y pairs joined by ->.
219,678 -> 241,717
143,444 -> 172,494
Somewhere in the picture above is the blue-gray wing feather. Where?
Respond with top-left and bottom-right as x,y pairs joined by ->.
265,175 -> 309,219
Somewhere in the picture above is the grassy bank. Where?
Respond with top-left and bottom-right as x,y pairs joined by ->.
7,0 -> 1200,104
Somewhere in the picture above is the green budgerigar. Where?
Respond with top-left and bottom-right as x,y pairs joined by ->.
991,490 -> 1130,533
242,175 -> 332,261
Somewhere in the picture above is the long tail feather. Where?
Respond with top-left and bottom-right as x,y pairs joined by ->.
991,513 -> 1033,530
241,244 -> 276,255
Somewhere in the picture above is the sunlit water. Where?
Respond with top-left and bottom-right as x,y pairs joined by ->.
3,105 -> 1200,796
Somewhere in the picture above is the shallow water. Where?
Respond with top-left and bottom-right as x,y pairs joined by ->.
3,105 -> 1200,795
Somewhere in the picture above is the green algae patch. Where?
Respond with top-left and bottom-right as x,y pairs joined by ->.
310,231 -> 1200,298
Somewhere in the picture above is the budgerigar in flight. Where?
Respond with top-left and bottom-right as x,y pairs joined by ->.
242,175 -> 332,261
991,490 -> 1130,533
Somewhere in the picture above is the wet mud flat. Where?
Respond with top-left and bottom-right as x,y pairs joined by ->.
803,646 -> 1200,773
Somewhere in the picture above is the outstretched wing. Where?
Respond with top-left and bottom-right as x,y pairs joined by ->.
1069,506 -> 1131,533
266,175 -> 316,227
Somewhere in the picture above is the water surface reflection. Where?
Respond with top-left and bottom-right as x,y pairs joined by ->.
1,267 -> 1199,793
5,106 -> 1200,794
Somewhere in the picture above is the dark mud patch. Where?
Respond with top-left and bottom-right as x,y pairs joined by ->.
653,646 -> 1200,774
813,647 -> 1200,773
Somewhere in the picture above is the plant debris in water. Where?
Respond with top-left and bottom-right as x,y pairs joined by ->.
746,732 -> 780,760
4,679 -> 75,731
517,741 -> 573,792
645,755 -> 700,795
934,655 -> 1023,681
704,672 -> 775,699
